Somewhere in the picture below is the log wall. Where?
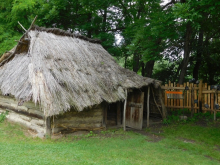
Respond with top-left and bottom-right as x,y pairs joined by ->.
52,105 -> 104,133
0,95 -> 45,134
0,94 -> 105,134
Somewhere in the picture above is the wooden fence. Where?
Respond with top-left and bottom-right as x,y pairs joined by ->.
161,80 -> 220,120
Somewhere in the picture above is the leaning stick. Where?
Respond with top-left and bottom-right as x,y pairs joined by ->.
28,15 -> 38,31
18,21 -> 27,32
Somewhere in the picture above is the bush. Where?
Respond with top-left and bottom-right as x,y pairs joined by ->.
0,111 -> 8,123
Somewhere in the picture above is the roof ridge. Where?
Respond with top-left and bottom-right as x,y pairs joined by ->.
31,25 -> 102,44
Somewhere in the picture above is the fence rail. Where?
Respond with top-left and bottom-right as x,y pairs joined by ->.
161,80 -> 220,120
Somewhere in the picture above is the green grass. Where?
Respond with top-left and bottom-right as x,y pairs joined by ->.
0,121 -> 220,165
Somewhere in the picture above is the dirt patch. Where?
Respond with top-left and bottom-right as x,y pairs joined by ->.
205,155 -> 214,161
145,132 -> 164,142
178,137 -> 195,144
126,126 -> 164,142
215,145 -> 220,152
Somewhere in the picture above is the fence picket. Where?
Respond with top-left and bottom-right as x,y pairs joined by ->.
194,84 -> 197,113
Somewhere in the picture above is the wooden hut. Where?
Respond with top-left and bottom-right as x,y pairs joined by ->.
0,22 -> 166,136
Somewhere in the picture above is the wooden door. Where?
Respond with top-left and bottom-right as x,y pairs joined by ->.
125,90 -> 144,130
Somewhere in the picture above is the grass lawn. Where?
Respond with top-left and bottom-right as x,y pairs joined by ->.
0,120 -> 220,165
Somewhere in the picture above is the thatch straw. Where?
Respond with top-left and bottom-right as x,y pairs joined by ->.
0,26 -> 161,116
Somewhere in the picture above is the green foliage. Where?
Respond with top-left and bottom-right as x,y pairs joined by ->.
163,110 -> 217,125
0,111 -> 8,123
84,131 -> 97,138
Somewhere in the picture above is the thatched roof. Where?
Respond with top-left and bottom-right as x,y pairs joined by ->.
0,25 -> 161,116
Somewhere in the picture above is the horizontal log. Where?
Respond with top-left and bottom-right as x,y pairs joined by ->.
0,104 -> 44,119
202,90 -> 220,94
58,127 -> 105,134
56,116 -> 102,123
6,111 -> 45,133
161,86 -> 200,90
166,106 -> 220,112
0,95 -> 40,110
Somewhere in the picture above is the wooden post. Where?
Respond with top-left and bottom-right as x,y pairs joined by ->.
194,84 -> 198,113
117,102 -> 121,126
187,82 -> 189,111
198,80 -> 203,113
189,83 -> 192,113
123,89 -> 127,131
180,84 -> 183,108
208,85 -> 211,110
176,83 -> 180,108
147,86 -> 150,127
170,83 -> 173,111
214,91 -> 217,121
191,85 -> 194,117
204,83 -> 208,113
158,87 -> 167,119
45,116 -> 51,137
164,84 -> 168,106
211,91 -> 214,114
102,102 -> 108,128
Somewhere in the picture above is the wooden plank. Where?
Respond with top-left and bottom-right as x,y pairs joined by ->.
191,83 -> 194,116
208,86 -> 211,110
176,83 -> 180,107
102,102 -> 108,128
170,83 -> 173,110
164,84 -> 168,106
204,83 -> 208,113
202,90 -> 220,94
147,86 -> 150,127
161,86 -> 200,90
214,92 -> 217,121
189,83 -> 192,112
165,106 -> 220,112
194,84 -> 197,113
117,102 -> 121,126
186,82 -> 189,110
211,91 -> 214,113
198,80 -> 203,113
218,89 -> 220,109
180,84 -> 183,108
167,83 -> 171,108
173,84 -> 176,107
45,117 -> 51,136
158,87 -> 167,119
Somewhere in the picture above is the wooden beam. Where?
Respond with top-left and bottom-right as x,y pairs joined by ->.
147,86 -> 150,127
45,116 -> 51,136
0,105 -> 43,119
102,102 -> 108,128
117,102 -> 121,126
161,86 -> 200,90
198,80 -> 203,112
123,89 -> 127,131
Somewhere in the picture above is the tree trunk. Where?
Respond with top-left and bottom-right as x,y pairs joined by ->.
87,13 -> 92,38
193,30 -> 203,80
102,9 -> 107,32
178,23 -> 192,84
133,53 -> 140,72
142,60 -> 155,77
